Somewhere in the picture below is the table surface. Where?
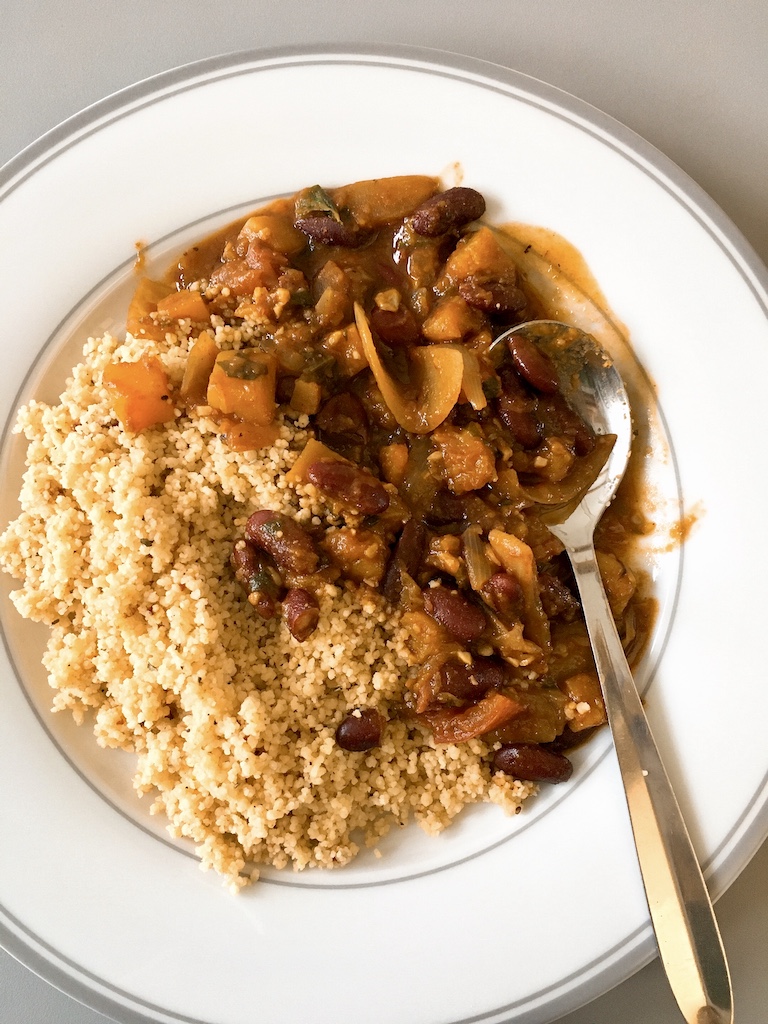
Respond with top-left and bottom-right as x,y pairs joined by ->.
2,2 -> 767,1022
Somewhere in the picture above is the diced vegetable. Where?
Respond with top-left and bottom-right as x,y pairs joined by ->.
126,277 -> 175,339
488,530 -> 551,651
432,424 -> 497,494
285,438 -> 346,485
218,418 -> 281,452
237,214 -> 307,256
423,535 -> 465,584
156,288 -> 210,322
439,226 -> 519,289
561,672 -> 606,731
354,303 -> 463,433
521,433 -> 615,506
290,379 -> 323,415
331,176 -> 438,229
379,443 -> 409,486
321,528 -> 389,586
103,355 -> 176,432
322,324 -> 367,377
180,333 -> 219,406
206,350 -> 277,425
209,242 -> 288,297
421,295 -> 483,342
492,689 -> 570,744
422,691 -> 524,744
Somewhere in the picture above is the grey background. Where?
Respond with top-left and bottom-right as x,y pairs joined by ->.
1,1 -> 767,1022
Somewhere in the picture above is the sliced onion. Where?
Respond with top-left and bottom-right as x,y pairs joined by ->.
453,347 -> 487,411
487,530 -> 551,651
462,526 -> 493,591
354,303 -> 463,433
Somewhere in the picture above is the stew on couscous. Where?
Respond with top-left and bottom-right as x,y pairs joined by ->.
0,174 -> 654,888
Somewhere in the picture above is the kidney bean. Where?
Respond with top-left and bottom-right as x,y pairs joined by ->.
316,431 -> 367,465
506,334 -> 561,394
283,587 -> 320,641
458,275 -> 528,317
315,394 -> 369,464
496,366 -> 542,448
481,571 -> 524,622
307,460 -> 390,516
538,571 -> 580,622
544,391 -> 597,456
493,743 -> 573,783
422,585 -> 487,644
276,374 -> 298,404
411,187 -> 486,237
294,214 -> 366,248
245,510 -> 319,576
439,656 -> 508,701
230,539 -> 282,618
382,520 -> 427,603
335,707 -> 383,751
547,725 -> 598,753
369,306 -> 421,346
315,393 -> 368,437
395,520 -> 427,576
496,396 -> 542,448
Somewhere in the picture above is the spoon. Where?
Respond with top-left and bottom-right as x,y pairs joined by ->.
494,320 -> 733,1024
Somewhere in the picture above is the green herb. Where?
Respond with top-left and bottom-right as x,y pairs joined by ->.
220,356 -> 269,381
294,184 -> 342,223
482,376 -> 501,400
289,288 -> 313,307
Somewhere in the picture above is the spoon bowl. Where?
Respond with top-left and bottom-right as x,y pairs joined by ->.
494,319 -> 633,529
493,320 -> 733,1024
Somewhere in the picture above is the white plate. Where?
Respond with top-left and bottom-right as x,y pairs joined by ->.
1,46 -> 767,1024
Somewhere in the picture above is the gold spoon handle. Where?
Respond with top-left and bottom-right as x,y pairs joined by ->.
567,540 -> 733,1024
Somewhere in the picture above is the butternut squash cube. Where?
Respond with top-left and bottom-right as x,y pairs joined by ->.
379,443 -> 409,487
218,418 -> 281,452
432,424 -> 497,494
237,214 -> 307,257
103,355 -> 176,432
206,350 -> 277,425
331,175 -> 438,229
126,277 -> 174,338
421,295 -> 483,342
289,378 -> 322,415
438,226 -> 519,289
156,288 -> 210,322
